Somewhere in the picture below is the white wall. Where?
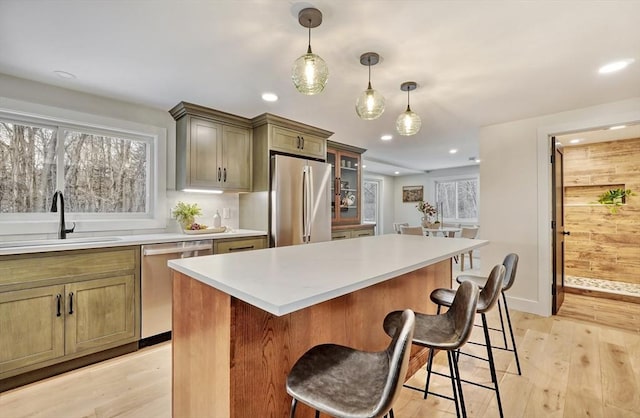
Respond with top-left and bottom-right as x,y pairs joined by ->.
393,165 -> 480,227
480,97 -> 640,316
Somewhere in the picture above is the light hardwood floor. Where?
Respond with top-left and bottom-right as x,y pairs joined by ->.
0,294 -> 638,418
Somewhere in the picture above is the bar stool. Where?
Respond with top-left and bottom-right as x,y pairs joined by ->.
429,264 -> 506,418
456,253 -> 521,375
383,281 -> 479,418
286,309 -> 415,418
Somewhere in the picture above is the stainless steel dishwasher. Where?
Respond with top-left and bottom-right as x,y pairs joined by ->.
140,240 -> 213,343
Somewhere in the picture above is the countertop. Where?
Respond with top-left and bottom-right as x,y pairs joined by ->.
168,234 -> 488,316
0,229 -> 267,256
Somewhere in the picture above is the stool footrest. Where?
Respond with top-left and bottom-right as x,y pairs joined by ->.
402,384 -> 456,402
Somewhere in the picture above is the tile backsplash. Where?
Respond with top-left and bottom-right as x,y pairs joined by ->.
166,191 -> 240,232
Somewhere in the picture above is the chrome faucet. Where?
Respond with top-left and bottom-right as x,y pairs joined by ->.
51,190 -> 75,239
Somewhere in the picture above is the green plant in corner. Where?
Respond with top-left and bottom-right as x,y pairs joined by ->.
172,201 -> 203,229
596,188 -> 634,214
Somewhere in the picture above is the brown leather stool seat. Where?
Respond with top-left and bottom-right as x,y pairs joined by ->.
383,281 -> 479,418
286,309 -> 415,418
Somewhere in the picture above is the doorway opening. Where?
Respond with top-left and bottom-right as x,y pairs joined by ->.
555,124 -> 640,304
363,179 -> 381,234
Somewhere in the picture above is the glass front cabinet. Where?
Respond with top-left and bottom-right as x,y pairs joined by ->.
327,141 -> 366,225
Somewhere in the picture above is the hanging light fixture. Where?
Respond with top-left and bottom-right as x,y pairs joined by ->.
291,8 -> 328,95
396,81 -> 421,136
355,52 -> 385,120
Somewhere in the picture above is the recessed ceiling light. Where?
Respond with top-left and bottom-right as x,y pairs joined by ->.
53,70 -> 76,79
261,92 -> 278,102
609,125 -> 626,130
475,159 -> 481,163
449,149 -> 458,154
381,134 -> 393,141
569,138 -> 581,144
394,171 -> 400,175
598,59 -> 634,74
362,165 -> 367,168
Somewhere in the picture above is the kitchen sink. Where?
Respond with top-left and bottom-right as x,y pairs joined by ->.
0,236 -> 123,249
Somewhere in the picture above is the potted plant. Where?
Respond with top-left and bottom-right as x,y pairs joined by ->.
416,200 -> 437,228
596,188 -> 634,214
172,201 -> 204,230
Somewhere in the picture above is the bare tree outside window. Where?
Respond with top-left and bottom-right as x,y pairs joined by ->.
0,121 -> 57,213
0,119 -> 149,214
64,131 -> 147,213
435,178 -> 478,221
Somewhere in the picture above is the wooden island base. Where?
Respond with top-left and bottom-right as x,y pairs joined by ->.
172,259 -> 451,418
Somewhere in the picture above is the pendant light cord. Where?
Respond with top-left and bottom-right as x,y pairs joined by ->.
367,56 -> 372,90
306,22 -> 312,54
406,88 -> 411,111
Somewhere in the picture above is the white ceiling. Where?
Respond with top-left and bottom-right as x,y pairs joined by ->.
1,1 -> 639,175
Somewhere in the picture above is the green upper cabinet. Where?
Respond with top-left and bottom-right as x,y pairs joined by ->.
170,102 -> 252,192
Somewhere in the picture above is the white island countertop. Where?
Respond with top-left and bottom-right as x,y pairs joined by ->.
168,234 -> 488,316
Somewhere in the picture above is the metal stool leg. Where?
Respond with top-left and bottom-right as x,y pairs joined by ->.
451,349 -> 467,418
497,300 -> 508,349
423,348 -> 435,399
290,398 -> 297,418
447,351 -> 462,418
482,313 -> 504,418
502,292 -> 522,375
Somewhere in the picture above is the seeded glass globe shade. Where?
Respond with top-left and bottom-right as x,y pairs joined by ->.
292,52 -> 329,95
356,85 -> 385,120
396,106 -> 422,136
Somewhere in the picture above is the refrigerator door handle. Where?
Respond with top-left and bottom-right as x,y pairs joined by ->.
302,166 -> 308,243
306,165 -> 313,243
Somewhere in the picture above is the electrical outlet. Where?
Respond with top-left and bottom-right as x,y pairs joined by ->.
223,208 -> 230,219
169,208 -> 176,219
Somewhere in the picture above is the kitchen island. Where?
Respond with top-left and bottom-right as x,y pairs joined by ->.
168,234 -> 487,418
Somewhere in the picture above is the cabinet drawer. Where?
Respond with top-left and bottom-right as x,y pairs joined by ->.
271,126 -> 326,160
214,237 -> 267,254
331,231 -> 351,240
0,247 -> 138,289
352,228 -> 374,238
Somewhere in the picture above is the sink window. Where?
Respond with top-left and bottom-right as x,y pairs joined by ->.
0,107 -> 164,235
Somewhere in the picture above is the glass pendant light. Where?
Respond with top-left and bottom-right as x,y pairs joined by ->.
355,52 -> 385,120
396,81 -> 421,136
292,8 -> 328,95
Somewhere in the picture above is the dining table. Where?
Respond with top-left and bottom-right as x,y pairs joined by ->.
423,226 -> 461,238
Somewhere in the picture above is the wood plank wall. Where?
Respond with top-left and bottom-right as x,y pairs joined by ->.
563,137 -> 640,284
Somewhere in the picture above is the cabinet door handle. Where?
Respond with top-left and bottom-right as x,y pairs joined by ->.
68,292 -> 74,315
296,135 -> 301,149
56,294 -> 62,317
228,245 -> 254,252
300,136 -> 305,149
218,167 -> 222,182
223,167 -> 227,182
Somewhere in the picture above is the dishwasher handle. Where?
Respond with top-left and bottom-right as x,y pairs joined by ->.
142,243 -> 213,256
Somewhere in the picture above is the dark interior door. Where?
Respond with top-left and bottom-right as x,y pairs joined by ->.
551,137 -> 565,314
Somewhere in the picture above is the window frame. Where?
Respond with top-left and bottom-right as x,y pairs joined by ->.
433,175 -> 480,223
0,101 -> 167,237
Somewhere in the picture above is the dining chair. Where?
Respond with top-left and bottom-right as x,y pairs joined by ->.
393,222 -> 409,234
400,226 -> 424,236
458,227 -> 479,271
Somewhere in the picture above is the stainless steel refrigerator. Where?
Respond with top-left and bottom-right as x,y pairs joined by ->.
271,154 -> 331,246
